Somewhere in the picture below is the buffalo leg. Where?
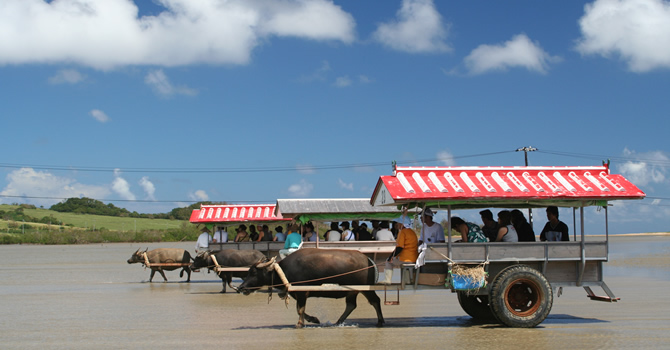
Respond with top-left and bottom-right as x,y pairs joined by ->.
362,291 -> 385,327
149,269 -> 156,282
180,267 -> 191,282
158,269 -> 168,282
295,293 -> 317,328
335,293 -> 359,326
226,274 -> 238,292
218,273 -> 227,293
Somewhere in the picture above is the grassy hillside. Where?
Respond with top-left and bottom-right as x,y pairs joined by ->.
0,204 -> 198,244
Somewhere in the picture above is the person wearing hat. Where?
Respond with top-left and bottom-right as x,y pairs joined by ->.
195,226 -> 212,253
380,212 -> 418,284
419,208 -> 445,244
273,225 -> 286,242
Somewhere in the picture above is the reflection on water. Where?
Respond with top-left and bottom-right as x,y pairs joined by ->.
1,238 -> 669,349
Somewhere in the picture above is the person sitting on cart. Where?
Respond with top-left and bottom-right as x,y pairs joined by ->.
495,210 -> 519,242
375,221 -> 395,241
325,222 -> 342,241
379,214 -> 418,284
302,222 -> 318,242
540,206 -> 569,241
195,226 -> 212,252
213,226 -> 228,243
279,224 -> 303,259
273,226 -> 286,242
340,221 -> 356,241
419,208 -> 445,244
479,209 -> 499,242
511,209 -> 536,241
234,225 -> 250,242
450,217 -> 488,243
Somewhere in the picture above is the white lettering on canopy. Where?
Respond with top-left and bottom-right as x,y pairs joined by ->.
539,172 -> 561,192
460,172 -> 480,193
553,172 -> 576,192
585,172 -> 609,192
223,208 -> 230,218
428,172 -> 448,192
507,172 -> 529,192
444,172 -> 464,192
396,172 -> 415,193
600,172 -> 625,192
569,171 -> 593,191
413,172 -> 431,193
523,172 -> 545,192
477,172 -> 497,192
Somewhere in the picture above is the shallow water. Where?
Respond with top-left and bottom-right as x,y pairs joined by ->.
1,237 -> 669,349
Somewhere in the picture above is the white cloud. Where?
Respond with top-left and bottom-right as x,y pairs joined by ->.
616,148 -> 668,186
0,0 -> 355,70
437,150 -> 456,166
48,69 -> 85,84
297,60 -> 331,83
145,69 -> 197,97
576,0 -> 670,72
372,0 -> 450,53
0,168 -> 109,208
464,34 -> 560,75
333,75 -> 352,87
338,179 -> 354,191
189,190 -> 209,202
90,109 -> 109,123
139,176 -> 156,200
112,169 -> 136,201
296,164 -> 316,174
359,75 -> 373,83
288,179 -> 313,197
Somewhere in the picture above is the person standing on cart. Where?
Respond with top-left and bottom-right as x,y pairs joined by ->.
540,206 -> 569,241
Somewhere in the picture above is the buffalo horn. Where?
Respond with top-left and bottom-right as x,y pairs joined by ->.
256,256 -> 276,269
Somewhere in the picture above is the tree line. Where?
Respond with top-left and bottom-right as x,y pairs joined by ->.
49,197 -> 219,220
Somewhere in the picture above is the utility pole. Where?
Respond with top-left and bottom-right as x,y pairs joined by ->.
516,146 -> 537,227
516,146 -> 537,166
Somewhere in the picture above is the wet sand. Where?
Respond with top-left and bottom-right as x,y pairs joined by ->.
0,235 -> 668,349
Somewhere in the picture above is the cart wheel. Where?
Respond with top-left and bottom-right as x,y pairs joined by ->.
457,292 -> 497,322
489,265 -> 553,328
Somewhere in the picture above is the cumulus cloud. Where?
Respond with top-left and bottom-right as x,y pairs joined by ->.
145,69 -> 197,97
139,176 -> 156,200
0,0 -> 355,70
338,179 -> 354,191
90,109 -> 109,123
372,0 -> 450,53
112,169 -> 136,200
333,76 -> 352,87
0,168 -> 110,207
464,34 -> 560,75
616,148 -> 668,186
437,150 -> 456,166
189,190 -> 209,202
288,179 -> 313,197
48,69 -> 86,84
576,0 -> 670,72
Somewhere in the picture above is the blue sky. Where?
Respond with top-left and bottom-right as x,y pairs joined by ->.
1,0 -> 669,235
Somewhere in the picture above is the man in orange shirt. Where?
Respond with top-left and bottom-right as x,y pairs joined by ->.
380,215 -> 418,284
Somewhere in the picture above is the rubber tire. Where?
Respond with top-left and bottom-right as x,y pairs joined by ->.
457,292 -> 497,322
489,265 -> 553,328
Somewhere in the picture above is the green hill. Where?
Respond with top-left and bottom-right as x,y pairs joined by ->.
0,204 -> 198,244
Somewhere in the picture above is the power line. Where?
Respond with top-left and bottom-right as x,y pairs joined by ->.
538,149 -> 670,167
0,151 -> 513,174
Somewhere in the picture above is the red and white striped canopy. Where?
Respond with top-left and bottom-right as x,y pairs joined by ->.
371,165 -> 645,208
189,204 -> 289,224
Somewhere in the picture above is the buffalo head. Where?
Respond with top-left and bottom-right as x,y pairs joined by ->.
127,248 -> 148,264
238,257 -> 275,295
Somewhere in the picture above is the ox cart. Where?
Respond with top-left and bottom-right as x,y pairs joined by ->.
367,163 -> 645,327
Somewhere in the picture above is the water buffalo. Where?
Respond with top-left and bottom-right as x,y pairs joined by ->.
190,249 -> 266,293
238,248 -> 385,328
127,248 -> 192,282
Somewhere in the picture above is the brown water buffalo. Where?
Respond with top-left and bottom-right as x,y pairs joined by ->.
127,248 -> 192,282
238,248 -> 385,328
190,249 -> 266,293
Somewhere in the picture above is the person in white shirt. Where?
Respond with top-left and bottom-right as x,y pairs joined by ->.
419,208 -> 445,244
213,226 -> 228,243
195,227 -> 212,252
375,221 -> 395,241
325,222 -> 342,241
